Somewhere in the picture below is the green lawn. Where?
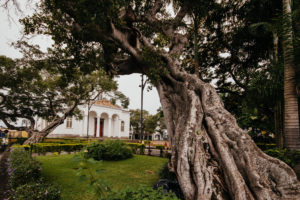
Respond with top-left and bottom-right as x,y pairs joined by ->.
37,154 -> 168,200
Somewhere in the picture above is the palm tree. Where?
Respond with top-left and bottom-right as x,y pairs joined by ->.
282,0 -> 300,149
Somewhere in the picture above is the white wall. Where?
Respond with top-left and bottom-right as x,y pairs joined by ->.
46,104 -> 130,138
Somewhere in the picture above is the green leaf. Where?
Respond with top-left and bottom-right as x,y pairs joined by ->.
250,116 -> 258,120
78,175 -> 88,182
95,169 -> 105,174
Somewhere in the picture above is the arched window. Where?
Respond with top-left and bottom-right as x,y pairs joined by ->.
121,121 -> 125,132
66,117 -> 72,128
22,119 -> 28,127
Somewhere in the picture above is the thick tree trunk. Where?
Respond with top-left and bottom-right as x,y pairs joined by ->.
23,102 -> 78,144
156,69 -> 300,200
282,0 -> 300,149
24,130 -> 50,144
24,115 -> 67,144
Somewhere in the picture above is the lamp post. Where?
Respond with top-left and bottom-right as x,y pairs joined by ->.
140,74 -> 147,142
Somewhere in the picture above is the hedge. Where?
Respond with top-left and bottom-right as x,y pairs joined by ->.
12,143 -> 87,154
126,143 -> 146,155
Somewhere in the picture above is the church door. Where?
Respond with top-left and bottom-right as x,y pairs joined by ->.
94,118 -> 97,137
100,119 -> 104,137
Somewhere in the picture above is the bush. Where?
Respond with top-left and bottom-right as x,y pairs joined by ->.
102,140 -> 133,160
264,148 -> 300,168
106,186 -> 179,200
85,141 -> 105,160
85,140 -> 133,161
13,181 -> 61,200
8,149 -> 42,188
126,143 -> 145,155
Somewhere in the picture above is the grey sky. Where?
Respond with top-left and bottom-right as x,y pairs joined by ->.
0,3 -> 161,115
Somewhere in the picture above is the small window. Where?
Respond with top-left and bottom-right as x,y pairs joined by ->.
22,119 -> 28,127
66,117 -> 72,128
121,121 -> 125,132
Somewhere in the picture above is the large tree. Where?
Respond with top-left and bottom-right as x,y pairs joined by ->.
14,0 -> 300,199
0,48 -> 126,144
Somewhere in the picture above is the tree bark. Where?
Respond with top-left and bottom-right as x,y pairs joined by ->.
282,0 -> 300,150
156,64 -> 300,199
23,116 -> 66,144
24,102 -> 79,144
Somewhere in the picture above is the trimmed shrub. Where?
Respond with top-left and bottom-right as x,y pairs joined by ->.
106,186 -> 179,200
101,140 -> 133,160
8,149 -> 42,188
13,181 -> 61,200
85,140 -> 133,161
126,143 -> 146,155
12,143 -> 87,154
85,141 -> 105,160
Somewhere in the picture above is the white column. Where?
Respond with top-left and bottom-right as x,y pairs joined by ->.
118,119 -> 121,138
96,117 -> 100,137
108,117 -> 112,138
82,115 -> 88,137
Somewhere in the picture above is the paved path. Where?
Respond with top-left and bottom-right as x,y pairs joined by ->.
0,149 -> 10,200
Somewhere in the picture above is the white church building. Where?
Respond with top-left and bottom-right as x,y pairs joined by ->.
38,100 -> 130,138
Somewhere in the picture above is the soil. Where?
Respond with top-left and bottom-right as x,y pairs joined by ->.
0,149 -> 10,200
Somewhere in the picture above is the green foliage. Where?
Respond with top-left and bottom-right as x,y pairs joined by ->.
126,143 -> 146,155
8,149 -> 42,188
264,148 -> 300,168
13,181 -> 61,200
141,47 -> 168,84
130,109 -> 149,137
130,108 -> 166,140
73,152 -> 110,199
85,140 -> 133,161
106,186 -> 179,200
12,143 -> 87,154
0,52 -> 121,134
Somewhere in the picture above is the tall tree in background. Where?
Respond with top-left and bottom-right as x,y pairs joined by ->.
282,0 -> 300,149
4,0 -> 300,199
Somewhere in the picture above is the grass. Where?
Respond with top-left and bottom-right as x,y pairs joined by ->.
37,154 -> 168,200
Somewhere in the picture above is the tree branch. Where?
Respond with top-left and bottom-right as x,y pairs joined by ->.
1,118 -> 27,131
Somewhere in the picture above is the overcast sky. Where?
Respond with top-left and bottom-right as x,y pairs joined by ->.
0,3 -> 161,115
